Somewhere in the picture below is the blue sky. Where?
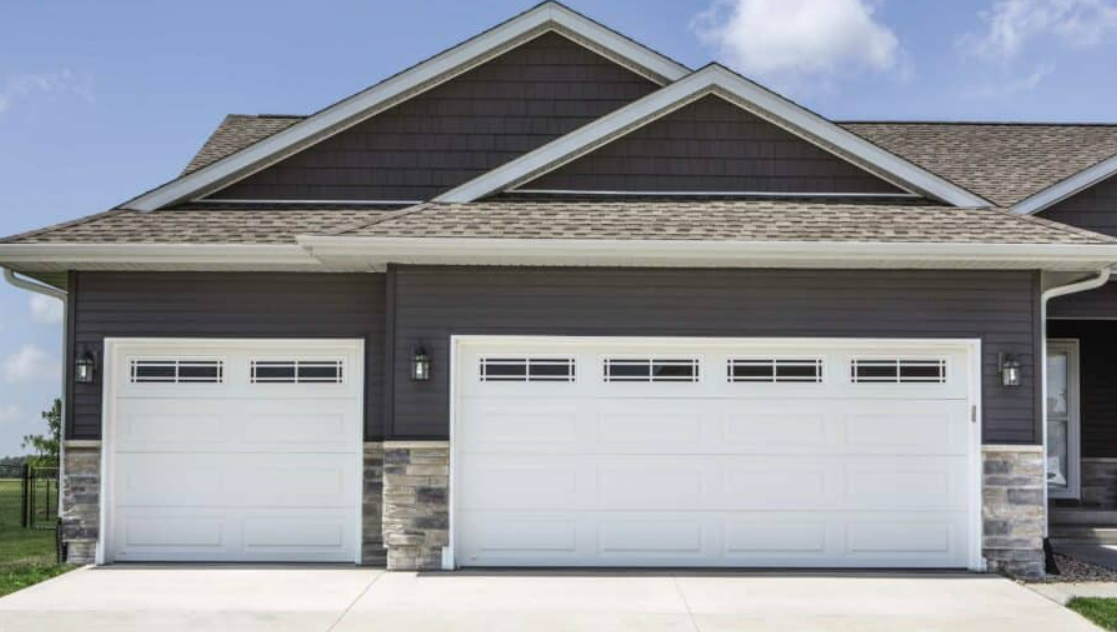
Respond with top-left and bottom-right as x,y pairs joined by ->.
1,0 -> 1116,455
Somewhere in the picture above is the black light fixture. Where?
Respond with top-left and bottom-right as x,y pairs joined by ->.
999,353 -> 1021,387
411,346 -> 431,381
75,351 -> 97,384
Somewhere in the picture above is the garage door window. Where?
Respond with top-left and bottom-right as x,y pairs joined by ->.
250,360 -> 344,384
851,359 -> 946,383
728,358 -> 823,383
480,358 -> 576,382
130,359 -> 224,384
604,358 -> 699,382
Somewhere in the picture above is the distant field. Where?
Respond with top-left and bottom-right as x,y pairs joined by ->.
0,474 -> 71,598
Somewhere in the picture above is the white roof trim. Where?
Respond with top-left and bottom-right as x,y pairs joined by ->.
1012,153 -> 1117,216
122,2 -> 689,213
0,244 -> 324,272
436,65 -> 992,208
297,235 -> 1117,272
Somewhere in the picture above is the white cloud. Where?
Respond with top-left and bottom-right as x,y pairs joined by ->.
966,62 -> 1056,98
963,0 -> 1117,62
3,345 -> 59,384
0,69 -> 94,116
0,405 -> 23,426
29,295 -> 63,325
692,0 -> 902,85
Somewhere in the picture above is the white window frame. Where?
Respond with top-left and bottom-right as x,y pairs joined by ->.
1047,338 -> 1082,500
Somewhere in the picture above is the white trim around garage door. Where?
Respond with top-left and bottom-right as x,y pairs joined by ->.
446,336 -> 985,571
96,338 -> 365,565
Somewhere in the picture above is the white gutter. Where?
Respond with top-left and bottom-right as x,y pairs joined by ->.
1040,267 -> 1113,537
3,268 -> 68,522
298,236 -> 1117,272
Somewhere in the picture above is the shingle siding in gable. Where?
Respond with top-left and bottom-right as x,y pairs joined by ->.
525,95 -> 903,194
1040,171 -> 1117,237
209,32 -> 658,202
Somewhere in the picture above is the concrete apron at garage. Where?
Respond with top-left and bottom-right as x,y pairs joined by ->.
0,567 -> 1102,632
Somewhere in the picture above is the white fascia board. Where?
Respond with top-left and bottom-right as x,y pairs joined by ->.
122,2 -> 689,213
297,235 -> 1117,272
1012,153 -> 1117,216
437,66 -> 992,208
0,244 -> 320,270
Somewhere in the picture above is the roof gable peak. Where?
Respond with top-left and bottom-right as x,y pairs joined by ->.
437,65 -> 992,208
122,1 -> 689,212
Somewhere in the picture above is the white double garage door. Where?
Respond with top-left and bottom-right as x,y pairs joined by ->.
102,337 -> 980,569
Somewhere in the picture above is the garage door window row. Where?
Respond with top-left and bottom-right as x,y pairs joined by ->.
478,356 -> 948,386
128,358 -> 347,384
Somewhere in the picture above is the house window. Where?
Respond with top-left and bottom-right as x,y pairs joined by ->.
604,359 -> 699,383
851,359 -> 946,383
251,360 -> 344,384
728,359 -> 823,383
130,360 -> 224,384
480,358 -> 576,382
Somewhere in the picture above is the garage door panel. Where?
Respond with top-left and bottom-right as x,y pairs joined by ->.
460,399 -> 583,452
460,462 -> 581,510
723,519 -> 830,556
455,338 -> 977,569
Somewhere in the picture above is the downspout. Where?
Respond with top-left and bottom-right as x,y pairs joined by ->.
2,268 -> 69,525
1040,267 -> 1112,537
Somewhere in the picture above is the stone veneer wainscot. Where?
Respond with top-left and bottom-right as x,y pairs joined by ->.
983,445 -> 1046,579
60,441 -> 101,565
381,441 -> 450,570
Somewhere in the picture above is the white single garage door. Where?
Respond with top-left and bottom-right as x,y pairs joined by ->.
454,337 -> 980,569
102,339 -> 363,563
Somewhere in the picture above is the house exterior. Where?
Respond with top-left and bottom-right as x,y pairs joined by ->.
4,2 -> 1117,580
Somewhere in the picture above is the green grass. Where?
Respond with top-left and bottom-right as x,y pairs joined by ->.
0,475 -> 72,597
1069,598 -> 1117,631
0,477 -> 58,529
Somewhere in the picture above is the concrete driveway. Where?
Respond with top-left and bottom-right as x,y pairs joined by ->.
0,567 -> 1102,631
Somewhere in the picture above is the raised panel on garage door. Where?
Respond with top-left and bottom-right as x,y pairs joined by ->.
453,338 -> 978,569
104,339 -> 363,564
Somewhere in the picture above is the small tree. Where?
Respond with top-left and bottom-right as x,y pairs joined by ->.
22,398 -> 61,466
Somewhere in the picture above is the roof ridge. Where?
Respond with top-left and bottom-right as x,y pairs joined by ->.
0,208 -> 131,244
323,202 -> 436,236
988,206 -> 1117,244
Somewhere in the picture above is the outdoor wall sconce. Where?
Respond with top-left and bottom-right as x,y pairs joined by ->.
411,346 -> 431,381
75,351 -> 97,384
999,353 -> 1021,387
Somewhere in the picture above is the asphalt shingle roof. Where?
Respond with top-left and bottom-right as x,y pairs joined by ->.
842,122 -> 1117,207
334,199 -> 1116,245
182,115 -> 302,174
1,204 -> 397,245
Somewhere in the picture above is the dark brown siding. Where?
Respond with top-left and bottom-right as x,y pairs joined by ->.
213,33 -> 658,201
1048,320 -> 1117,458
525,95 -> 903,194
390,266 -> 1040,444
1049,281 -> 1117,319
69,272 -> 385,440
1041,172 -> 1117,237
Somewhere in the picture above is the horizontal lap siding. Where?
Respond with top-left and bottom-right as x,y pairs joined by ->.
391,266 -> 1040,444
1048,321 -> 1117,458
69,272 -> 385,440
214,33 -> 657,201
1040,172 -> 1117,238
526,95 -> 902,194
1049,281 -> 1117,319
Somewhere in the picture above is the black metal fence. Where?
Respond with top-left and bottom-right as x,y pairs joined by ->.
0,463 -> 59,531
